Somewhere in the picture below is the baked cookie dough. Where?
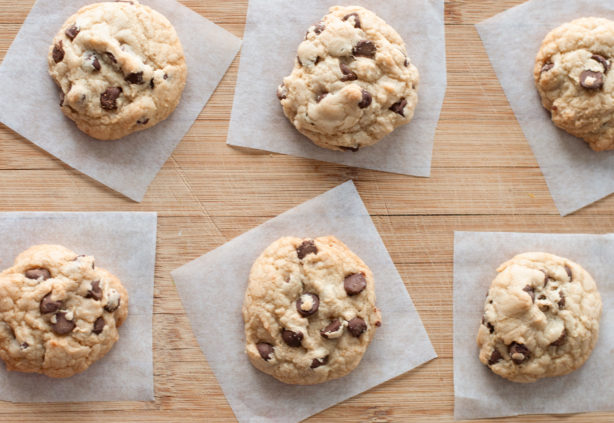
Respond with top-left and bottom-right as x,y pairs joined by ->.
242,236 -> 382,385
277,6 -> 419,151
48,0 -> 187,140
534,17 -> 614,151
0,245 -> 128,378
477,252 -> 602,383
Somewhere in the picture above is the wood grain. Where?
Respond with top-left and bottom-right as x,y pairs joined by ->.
1,0 -> 613,421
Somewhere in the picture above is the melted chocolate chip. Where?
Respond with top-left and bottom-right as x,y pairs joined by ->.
52,312 -> 75,335
296,293 -> 319,317
344,273 -> 366,296
40,293 -> 61,314
52,41 -> 64,63
558,292 -> 565,309
256,342 -> 274,361
91,55 -> 101,71
340,146 -> 360,152
316,92 -> 328,103
25,268 -> 51,281
347,317 -> 367,337
65,25 -> 80,40
125,72 -> 144,84
358,90 -> 372,109
297,240 -> 318,259
320,320 -> 342,338
564,264 -> 572,280
390,99 -> 408,116
343,12 -> 361,28
137,118 -> 150,125
486,322 -> 495,334
104,297 -> 120,313
353,40 -> 376,58
523,285 -> 535,303
580,70 -> 604,90
86,280 -> 102,301
106,52 -> 117,63
281,329 -> 303,347
404,57 -> 409,67
93,316 -> 105,334
310,355 -> 329,369
100,87 -> 122,110
150,78 -> 155,89
488,349 -> 502,366
340,63 -> 358,81
551,329 -> 566,347
591,54 -> 611,73
541,62 -> 554,73
509,342 -> 530,364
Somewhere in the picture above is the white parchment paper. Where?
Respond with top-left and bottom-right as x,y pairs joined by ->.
172,181 -> 436,423
453,231 -> 614,420
227,0 -> 446,177
0,0 -> 241,202
0,212 -> 156,402
476,0 -> 614,216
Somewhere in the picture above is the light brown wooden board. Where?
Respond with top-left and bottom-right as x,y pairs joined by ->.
1,0 -> 613,421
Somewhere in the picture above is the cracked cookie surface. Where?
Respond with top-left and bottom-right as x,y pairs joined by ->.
477,252 -> 602,383
278,6 -> 419,151
48,0 -> 187,140
534,17 -> 614,151
0,245 -> 128,378
242,236 -> 381,385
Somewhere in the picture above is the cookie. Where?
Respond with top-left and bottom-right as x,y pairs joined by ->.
278,6 -> 419,151
242,236 -> 382,385
477,252 -> 602,383
0,245 -> 128,378
534,17 -> 614,151
48,0 -> 187,140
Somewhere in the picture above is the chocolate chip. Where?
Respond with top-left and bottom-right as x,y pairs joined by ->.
404,57 -> 409,67
104,296 -> 120,313
564,264 -> 572,280
310,355 -> 329,369
353,40 -> 376,58
340,63 -> 358,81
40,293 -> 61,314
592,54 -> 611,73
541,62 -> 554,73
523,285 -> 535,303
296,293 -> 319,317
320,320 -> 342,339
508,342 -> 530,364
163,74 -> 168,80
150,78 -> 155,89
488,349 -> 502,366
125,71 -> 144,84
551,329 -> 566,347
137,118 -> 149,125
297,240 -> 318,259
100,87 -> 122,110
297,56 -> 303,67
281,329 -> 303,347
91,55 -> 101,71
93,316 -> 105,334
389,98 -> 407,116
25,268 -> 51,281
558,292 -> 565,309
314,56 -> 322,65
65,25 -> 80,41
86,280 -> 102,301
344,273 -> 366,296
580,70 -> 604,90
256,342 -> 274,361
106,52 -> 117,63
486,322 -> 494,334
316,92 -> 328,103
59,91 -> 65,106
52,41 -> 64,63
347,317 -> 367,337
52,312 -> 75,335
340,146 -> 360,152
358,89 -> 372,109
277,83 -> 288,100
343,13 -> 361,29
20,342 -> 28,349
313,23 -> 325,35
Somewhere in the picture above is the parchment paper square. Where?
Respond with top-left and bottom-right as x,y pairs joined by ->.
0,0 -> 241,201
454,231 -> 614,419
476,0 -> 614,216
227,0 -> 446,177
0,212 -> 156,402
172,181 -> 436,423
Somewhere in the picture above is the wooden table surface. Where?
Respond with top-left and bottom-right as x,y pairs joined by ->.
1,0 -> 613,421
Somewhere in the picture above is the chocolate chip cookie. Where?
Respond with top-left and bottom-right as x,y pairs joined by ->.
242,236 -> 382,385
278,6 -> 419,151
0,245 -> 128,378
535,17 -> 614,151
48,0 -> 187,140
477,252 -> 602,383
